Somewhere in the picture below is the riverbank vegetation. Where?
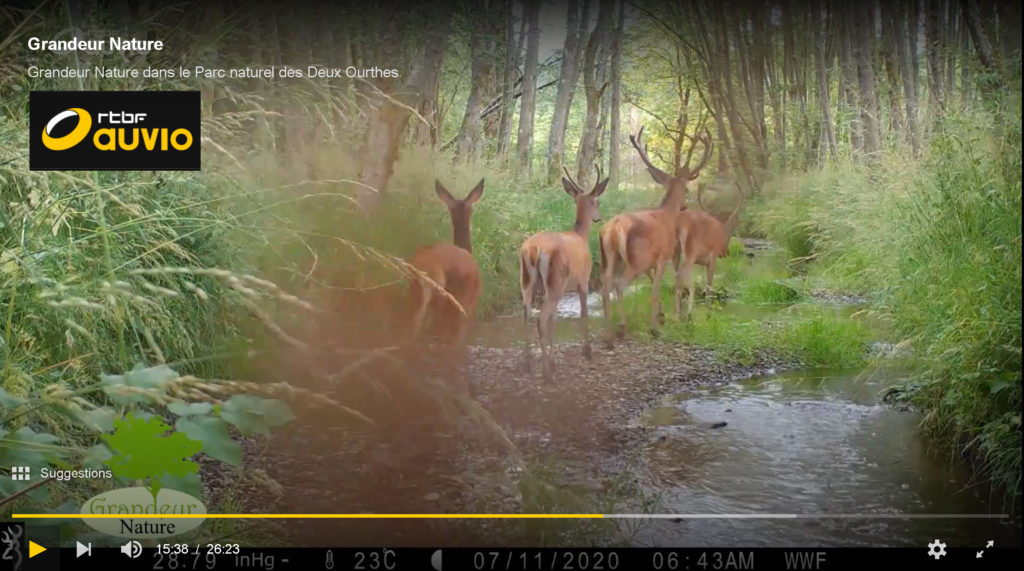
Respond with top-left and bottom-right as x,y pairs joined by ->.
2,0 -> 1020,536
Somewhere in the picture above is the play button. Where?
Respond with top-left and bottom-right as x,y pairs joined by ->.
28,540 -> 46,558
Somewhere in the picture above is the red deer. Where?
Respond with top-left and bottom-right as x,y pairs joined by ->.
674,183 -> 745,320
408,179 -> 484,391
520,167 -> 608,381
599,126 -> 712,346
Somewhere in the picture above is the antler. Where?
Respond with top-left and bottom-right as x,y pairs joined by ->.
726,184 -> 745,227
696,181 -> 708,211
630,125 -> 671,185
687,129 -> 713,180
562,166 -> 583,194
594,161 -> 603,184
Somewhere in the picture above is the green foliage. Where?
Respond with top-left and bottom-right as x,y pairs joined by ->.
174,415 -> 240,467
219,395 -> 295,438
756,109 -> 1023,500
741,280 -> 801,304
103,414 -> 202,506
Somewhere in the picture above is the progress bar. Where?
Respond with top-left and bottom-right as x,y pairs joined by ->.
13,513 -> 1011,519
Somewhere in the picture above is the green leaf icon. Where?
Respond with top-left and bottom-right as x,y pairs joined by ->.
102,413 -> 202,509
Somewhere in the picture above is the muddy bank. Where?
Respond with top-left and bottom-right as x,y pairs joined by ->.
211,337 -> 797,547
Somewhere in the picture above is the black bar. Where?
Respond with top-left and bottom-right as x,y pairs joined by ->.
34,546 -> 1019,570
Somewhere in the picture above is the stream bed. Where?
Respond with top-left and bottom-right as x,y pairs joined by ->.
628,368 -> 1020,547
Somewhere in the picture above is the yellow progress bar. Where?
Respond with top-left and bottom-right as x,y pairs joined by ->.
13,513 -> 604,519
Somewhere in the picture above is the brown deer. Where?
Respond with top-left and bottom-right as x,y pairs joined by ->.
673,183 -> 745,320
408,179 -> 484,391
599,126 -> 712,345
520,167 -> 608,381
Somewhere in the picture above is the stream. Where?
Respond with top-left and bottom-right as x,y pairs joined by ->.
629,368 -> 1020,547
468,255 -> 1020,547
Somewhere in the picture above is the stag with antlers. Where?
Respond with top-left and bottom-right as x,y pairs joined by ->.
599,125 -> 712,346
673,182 -> 745,320
520,165 -> 609,381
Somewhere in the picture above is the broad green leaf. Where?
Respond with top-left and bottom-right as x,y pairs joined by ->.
162,471 -> 204,499
67,406 -> 116,432
0,427 -> 63,467
102,414 -> 201,481
175,416 -> 242,467
0,386 -> 26,408
100,364 -> 179,405
0,478 -> 50,503
122,364 -> 179,388
168,401 -> 214,417
220,395 -> 295,437
82,443 -> 113,469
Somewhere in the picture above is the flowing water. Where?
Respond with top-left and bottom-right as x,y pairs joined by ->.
630,368 -> 1021,547
469,240 -> 1019,548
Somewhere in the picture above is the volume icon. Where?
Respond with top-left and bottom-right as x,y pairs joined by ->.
120,540 -> 143,559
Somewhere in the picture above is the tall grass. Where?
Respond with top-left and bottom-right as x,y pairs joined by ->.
756,108 -> 1022,501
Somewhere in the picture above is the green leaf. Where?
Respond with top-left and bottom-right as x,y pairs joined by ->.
162,471 -> 204,499
66,406 -> 116,432
168,402 -> 214,417
987,373 -> 1018,396
175,416 -> 242,467
82,443 -> 113,469
0,386 -> 26,408
220,395 -> 295,437
101,364 -> 179,405
0,478 -> 50,503
0,427 -> 63,467
102,414 -> 202,481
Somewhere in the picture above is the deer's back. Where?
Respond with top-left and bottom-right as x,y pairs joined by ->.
410,243 -> 481,304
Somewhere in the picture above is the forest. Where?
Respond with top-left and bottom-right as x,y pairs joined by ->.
1,0 -> 1021,547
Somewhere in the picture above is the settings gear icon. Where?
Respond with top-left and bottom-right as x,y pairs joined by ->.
927,539 -> 947,560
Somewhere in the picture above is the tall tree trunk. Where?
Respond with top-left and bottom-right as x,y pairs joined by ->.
413,40 -> 447,148
959,7 -> 971,108
996,0 -> 1021,62
961,0 -> 998,74
813,0 -> 838,160
881,0 -> 905,140
357,8 -> 454,213
497,1 -> 526,160
946,0 -> 958,100
926,0 -> 946,115
839,1 -> 863,152
516,0 -> 542,174
762,7 -> 785,167
546,0 -> 583,181
608,0 -> 625,190
853,1 -> 881,155
576,0 -> 613,185
910,0 -> 922,94
455,0 -> 494,160
894,0 -> 922,154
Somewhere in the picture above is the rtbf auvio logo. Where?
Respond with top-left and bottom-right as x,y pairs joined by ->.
30,91 -> 200,170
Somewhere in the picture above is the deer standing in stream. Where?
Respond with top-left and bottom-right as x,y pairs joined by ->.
673,183 -> 745,320
519,167 -> 609,381
599,126 -> 712,346
408,179 -> 484,393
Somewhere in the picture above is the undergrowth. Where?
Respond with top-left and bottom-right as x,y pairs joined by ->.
755,106 -> 1022,504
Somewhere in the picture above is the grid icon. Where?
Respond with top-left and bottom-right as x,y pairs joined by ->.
11,466 -> 31,481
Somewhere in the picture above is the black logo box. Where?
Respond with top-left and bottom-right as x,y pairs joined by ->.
30,90 -> 200,171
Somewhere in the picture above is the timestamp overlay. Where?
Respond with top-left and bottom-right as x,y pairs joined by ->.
11,511 -> 1017,570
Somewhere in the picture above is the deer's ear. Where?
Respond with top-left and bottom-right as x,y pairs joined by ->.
561,177 -> 580,198
464,178 -> 485,205
434,180 -> 457,208
590,178 -> 610,198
